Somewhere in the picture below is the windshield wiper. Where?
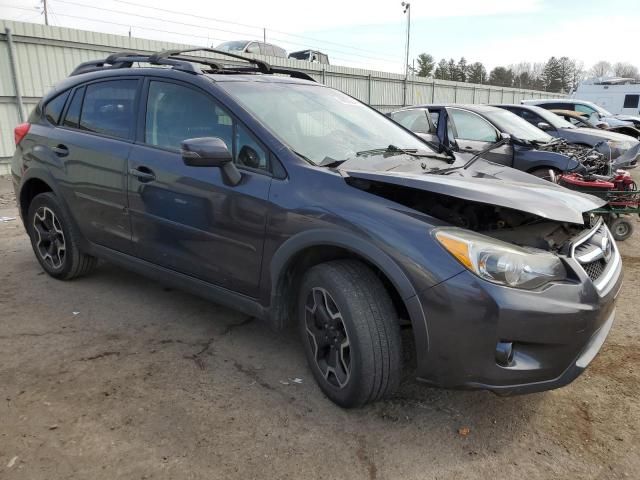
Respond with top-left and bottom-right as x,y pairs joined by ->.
430,137 -> 511,175
356,144 -> 433,158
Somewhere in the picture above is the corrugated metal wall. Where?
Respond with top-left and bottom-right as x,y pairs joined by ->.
0,19 -> 563,167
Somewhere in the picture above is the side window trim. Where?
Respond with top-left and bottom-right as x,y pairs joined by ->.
60,85 -> 86,130
138,77 -> 276,177
43,90 -> 71,126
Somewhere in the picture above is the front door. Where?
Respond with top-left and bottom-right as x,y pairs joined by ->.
126,79 -> 273,297
447,108 -> 513,166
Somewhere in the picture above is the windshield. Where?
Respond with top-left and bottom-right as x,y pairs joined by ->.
219,82 -> 434,165
216,41 -> 249,52
529,106 -> 575,129
483,109 -> 554,143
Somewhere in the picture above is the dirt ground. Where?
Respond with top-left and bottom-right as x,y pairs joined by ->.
0,173 -> 639,480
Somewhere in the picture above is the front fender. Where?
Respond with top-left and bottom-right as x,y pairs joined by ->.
513,147 -> 578,172
268,228 -> 429,354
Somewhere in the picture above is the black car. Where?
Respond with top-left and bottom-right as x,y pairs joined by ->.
390,104 -> 596,178
11,49 -> 621,407
496,104 -> 640,169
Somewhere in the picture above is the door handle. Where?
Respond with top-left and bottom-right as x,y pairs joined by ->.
51,144 -> 69,157
464,145 -> 474,150
129,167 -> 156,182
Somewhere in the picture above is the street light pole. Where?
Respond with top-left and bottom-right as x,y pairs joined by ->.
402,2 -> 411,106
43,0 -> 49,26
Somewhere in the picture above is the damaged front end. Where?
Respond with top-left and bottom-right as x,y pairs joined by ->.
538,140 -> 610,174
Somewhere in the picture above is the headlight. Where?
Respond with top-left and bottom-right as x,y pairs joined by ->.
435,228 -> 567,289
608,140 -> 632,150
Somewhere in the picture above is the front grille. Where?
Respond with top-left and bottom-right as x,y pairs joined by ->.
571,220 -> 616,287
581,259 -> 606,281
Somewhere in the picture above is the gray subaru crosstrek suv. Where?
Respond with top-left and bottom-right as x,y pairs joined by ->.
11,49 -> 623,407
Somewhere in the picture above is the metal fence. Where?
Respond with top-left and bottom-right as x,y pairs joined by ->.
0,19 -> 563,170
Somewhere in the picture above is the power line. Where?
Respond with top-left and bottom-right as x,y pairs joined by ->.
108,0 -> 402,62
0,3 -> 392,68
52,0 -> 400,66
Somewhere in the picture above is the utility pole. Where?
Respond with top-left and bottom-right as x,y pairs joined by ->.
43,0 -> 49,26
263,28 -> 266,44
401,2 -> 411,106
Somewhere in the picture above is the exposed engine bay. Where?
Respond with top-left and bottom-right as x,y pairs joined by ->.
347,178 -> 587,252
538,140 -> 609,174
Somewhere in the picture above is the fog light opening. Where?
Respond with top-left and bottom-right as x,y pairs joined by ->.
496,341 -> 514,367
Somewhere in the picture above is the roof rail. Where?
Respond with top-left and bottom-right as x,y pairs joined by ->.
69,48 -> 317,82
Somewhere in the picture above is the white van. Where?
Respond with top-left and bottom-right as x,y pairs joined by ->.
571,78 -> 640,116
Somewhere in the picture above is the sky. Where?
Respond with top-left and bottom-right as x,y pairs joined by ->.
0,0 -> 638,74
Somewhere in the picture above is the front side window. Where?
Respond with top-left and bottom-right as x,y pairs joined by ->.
44,90 -> 70,125
79,80 -> 138,139
218,82 -> 433,166
145,81 -> 270,172
449,109 -> 498,142
483,108 -> 553,143
216,41 -> 249,52
391,109 -> 431,134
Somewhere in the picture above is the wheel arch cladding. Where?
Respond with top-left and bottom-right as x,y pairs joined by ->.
19,177 -> 53,221
268,229 -> 421,331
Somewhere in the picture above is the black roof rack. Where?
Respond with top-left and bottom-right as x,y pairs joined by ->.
69,48 -> 316,82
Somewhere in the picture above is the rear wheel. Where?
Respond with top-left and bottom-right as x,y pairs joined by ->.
26,193 -> 97,279
298,260 -> 402,408
609,217 -> 634,241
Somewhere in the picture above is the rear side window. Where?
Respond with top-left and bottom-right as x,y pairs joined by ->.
623,94 -> 639,109
392,110 -> 431,134
78,80 -> 138,139
44,90 -> 70,125
261,44 -> 275,56
62,87 -> 84,129
539,102 -> 570,111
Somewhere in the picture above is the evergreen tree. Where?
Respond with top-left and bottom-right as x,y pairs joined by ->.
542,57 -> 562,92
456,57 -> 468,82
416,53 -> 435,77
434,59 -> 449,80
488,66 -> 514,87
467,62 -> 487,84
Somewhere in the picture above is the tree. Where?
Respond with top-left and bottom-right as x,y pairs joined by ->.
590,61 -> 612,78
447,58 -> 458,81
488,66 -> 514,87
571,60 -> 585,91
455,57 -> 468,82
613,62 -> 639,79
556,56 -> 575,93
467,62 -> 487,84
415,53 -> 435,77
542,57 -> 562,92
434,59 -> 449,80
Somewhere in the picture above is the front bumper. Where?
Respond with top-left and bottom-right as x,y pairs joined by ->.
413,240 -> 622,395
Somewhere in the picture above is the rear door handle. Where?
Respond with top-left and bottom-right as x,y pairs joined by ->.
51,144 -> 69,157
129,167 -> 156,182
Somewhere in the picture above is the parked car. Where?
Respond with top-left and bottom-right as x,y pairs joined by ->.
12,50 -> 621,408
521,99 -> 640,129
550,109 -> 640,140
288,49 -> 329,64
390,104 -> 596,178
216,40 -> 287,58
495,104 -> 640,169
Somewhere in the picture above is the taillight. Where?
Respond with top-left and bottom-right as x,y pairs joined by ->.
14,123 -> 31,145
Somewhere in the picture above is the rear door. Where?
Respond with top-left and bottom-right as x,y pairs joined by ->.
447,108 -> 513,165
126,78 -> 272,297
54,77 -> 140,254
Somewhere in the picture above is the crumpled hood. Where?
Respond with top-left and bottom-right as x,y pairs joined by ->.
564,127 -> 640,144
341,159 -> 606,225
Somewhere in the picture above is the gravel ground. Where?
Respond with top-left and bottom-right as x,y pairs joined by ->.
0,173 -> 639,480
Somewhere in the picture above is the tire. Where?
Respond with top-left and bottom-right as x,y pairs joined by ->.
298,260 -> 402,408
26,192 -> 97,279
609,217 -> 634,241
530,167 -> 559,182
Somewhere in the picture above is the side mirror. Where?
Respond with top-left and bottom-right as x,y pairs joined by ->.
499,132 -> 512,141
537,122 -> 552,131
181,137 -> 241,186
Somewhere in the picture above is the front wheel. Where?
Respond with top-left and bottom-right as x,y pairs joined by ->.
609,217 -> 634,241
530,167 -> 560,182
298,260 -> 402,408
